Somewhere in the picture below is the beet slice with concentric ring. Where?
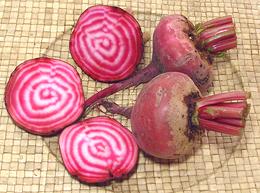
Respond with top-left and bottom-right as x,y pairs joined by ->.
5,57 -> 85,135
70,5 -> 143,82
59,116 -> 138,184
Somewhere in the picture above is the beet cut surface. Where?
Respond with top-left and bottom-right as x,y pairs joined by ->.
70,5 -> 143,82
5,57 -> 85,135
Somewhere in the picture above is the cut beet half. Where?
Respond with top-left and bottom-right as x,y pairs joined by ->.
5,57 -> 85,136
59,116 -> 138,184
70,5 -> 143,82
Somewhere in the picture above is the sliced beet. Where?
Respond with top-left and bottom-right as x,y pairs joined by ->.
5,57 -> 85,135
59,116 -> 138,183
70,5 -> 143,82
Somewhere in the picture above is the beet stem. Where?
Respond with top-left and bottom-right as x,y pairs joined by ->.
198,105 -> 246,119
203,30 -> 236,47
199,24 -> 235,40
84,63 -> 160,108
196,91 -> 250,108
207,36 -> 237,53
195,91 -> 250,136
214,101 -> 248,109
197,21 -> 237,53
215,118 -> 245,127
199,118 -> 241,136
202,16 -> 233,29
194,16 -> 236,54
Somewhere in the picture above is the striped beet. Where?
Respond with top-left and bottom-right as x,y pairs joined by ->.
70,5 -> 143,82
5,58 -> 85,135
59,116 -> 138,183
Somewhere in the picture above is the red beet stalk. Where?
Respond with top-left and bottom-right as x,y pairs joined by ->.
196,16 -> 237,54
198,105 -> 245,119
83,15 -> 237,109
196,91 -> 250,108
213,101 -> 248,108
214,118 -> 245,127
70,5 -> 143,82
202,16 -> 233,29
198,118 -> 241,136
198,24 -> 234,41
194,91 -> 250,135
207,36 -> 237,53
59,116 -> 138,184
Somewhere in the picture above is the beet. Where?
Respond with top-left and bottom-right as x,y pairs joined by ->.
70,5 -> 143,82
83,15 -> 237,108
59,116 -> 138,183
5,57 -> 85,135
98,72 -> 250,160
5,58 -> 139,182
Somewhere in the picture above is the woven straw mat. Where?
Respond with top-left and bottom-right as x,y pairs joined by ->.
0,0 -> 259,193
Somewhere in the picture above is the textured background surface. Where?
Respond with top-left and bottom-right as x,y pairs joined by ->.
0,0 -> 260,192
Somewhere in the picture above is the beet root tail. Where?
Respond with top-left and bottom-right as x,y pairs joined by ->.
84,63 -> 160,109
98,99 -> 133,119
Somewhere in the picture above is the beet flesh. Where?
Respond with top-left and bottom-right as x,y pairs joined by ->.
5,58 -> 85,135
59,116 -> 138,183
70,5 -> 143,82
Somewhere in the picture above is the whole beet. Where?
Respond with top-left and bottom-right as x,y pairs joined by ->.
131,72 -> 202,159
152,15 -> 213,93
99,72 -> 249,160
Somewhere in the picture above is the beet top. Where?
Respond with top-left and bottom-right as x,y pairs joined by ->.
5,57 -> 85,136
59,116 -> 138,183
70,5 -> 143,82
98,72 -> 250,160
